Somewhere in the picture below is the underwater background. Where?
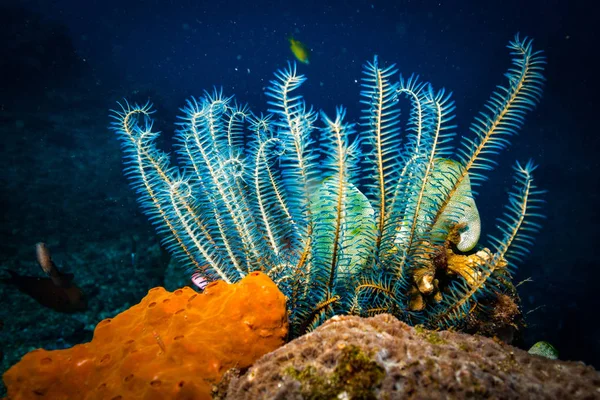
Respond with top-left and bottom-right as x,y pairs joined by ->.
0,0 -> 597,395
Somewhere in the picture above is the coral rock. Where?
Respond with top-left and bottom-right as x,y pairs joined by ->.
221,314 -> 600,400
3,271 -> 288,400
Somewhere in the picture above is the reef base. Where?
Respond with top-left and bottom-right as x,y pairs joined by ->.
217,314 -> 600,399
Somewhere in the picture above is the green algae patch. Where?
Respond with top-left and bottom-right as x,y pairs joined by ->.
458,343 -> 470,352
284,345 -> 384,400
415,325 -> 447,345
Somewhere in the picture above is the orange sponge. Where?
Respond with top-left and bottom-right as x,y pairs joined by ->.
3,271 -> 288,400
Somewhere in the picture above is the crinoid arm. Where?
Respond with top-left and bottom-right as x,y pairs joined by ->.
295,108 -> 377,333
430,34 -> 545,232
359,56 -> 401,260
110,101 -> 239,283
265,63 -> 319,240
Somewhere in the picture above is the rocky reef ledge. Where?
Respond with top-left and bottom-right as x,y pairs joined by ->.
217,314 -> 600,400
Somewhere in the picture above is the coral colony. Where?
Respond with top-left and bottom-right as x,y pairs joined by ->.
111,34 -> 545,338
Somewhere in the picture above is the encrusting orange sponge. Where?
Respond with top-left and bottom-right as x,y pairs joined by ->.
3,271 -> 288,400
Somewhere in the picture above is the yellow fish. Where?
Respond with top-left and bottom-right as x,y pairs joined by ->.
289,37 -> 310,64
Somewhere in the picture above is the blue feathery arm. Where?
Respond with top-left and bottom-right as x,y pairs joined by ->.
109,102 -> 237,282
429,35 -> 545,229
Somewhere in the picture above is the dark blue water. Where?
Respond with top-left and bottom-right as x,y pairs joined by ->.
1,0 -> 597,387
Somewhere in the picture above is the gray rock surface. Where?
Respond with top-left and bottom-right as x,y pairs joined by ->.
221,314 -> 600,400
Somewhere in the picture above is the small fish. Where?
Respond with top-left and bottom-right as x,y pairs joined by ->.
191,271 -> 208,290
1,243 -> 87,313
528,341 -> 558,359
289,37 -> 311,64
